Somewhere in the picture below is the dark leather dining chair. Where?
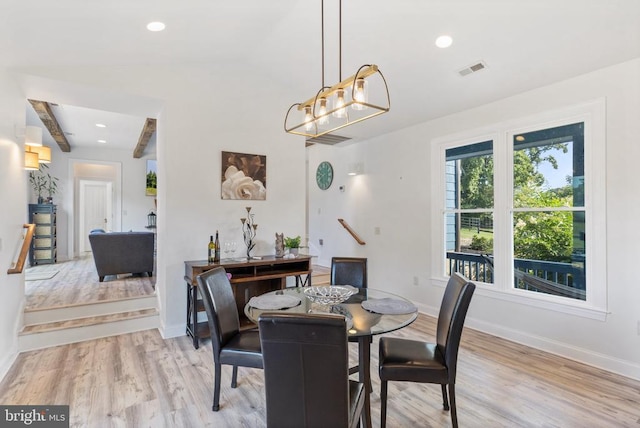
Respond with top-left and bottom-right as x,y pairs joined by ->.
331,257 -> 368,288
258,313 -> 365,428
378,272 -> 475,428
331,257 -> 369,380
196,267 -> 263,411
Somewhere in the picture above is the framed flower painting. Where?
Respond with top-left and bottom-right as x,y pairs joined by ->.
221,151 -> 267,200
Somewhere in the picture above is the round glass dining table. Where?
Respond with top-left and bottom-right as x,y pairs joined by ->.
244,286 -> 418,428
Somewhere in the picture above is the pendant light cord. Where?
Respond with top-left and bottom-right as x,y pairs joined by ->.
339,0 -> 342,82
321,0 -> 325,88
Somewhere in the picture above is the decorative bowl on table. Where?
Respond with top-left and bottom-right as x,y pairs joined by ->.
303,285 -> 356,305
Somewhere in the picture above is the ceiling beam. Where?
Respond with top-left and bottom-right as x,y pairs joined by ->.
133,118 -> 157,159
28,99 -> 71,153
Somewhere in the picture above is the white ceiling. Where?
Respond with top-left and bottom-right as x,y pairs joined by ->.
6,0 -> 640,151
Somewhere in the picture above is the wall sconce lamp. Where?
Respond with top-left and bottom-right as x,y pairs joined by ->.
25,126 -> 43,147
28,145 -> 52,163
347,162 -> 364,176
24,126 -> 49,170
24,149 -> 39,170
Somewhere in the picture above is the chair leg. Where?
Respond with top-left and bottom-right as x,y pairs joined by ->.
231,365 -> 238,388
212,363 -> 221,411
441,384 -> 450,411
449,384 -> 458,428
380,380 -> 388,428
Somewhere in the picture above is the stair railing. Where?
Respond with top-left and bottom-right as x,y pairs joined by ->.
8,224 -> 35,274
337,218 -> 366,245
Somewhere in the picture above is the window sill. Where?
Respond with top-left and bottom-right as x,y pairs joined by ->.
431,276 -> 608,321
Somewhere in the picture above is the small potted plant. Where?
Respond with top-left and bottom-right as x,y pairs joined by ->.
28,164 -> 48,204
29,164 -> 59,204
284,235 -> 301,256
45,171 -> 59,203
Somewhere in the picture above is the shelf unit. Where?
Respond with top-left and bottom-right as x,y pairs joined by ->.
29,204 -> 57,265
184,255 -> 313,349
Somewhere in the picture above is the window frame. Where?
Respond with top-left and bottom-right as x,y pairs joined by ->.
430,99 -> 607,320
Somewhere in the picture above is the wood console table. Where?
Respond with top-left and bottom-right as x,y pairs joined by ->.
184,255 -> 313,349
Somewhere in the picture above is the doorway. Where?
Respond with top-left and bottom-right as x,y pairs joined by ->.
69,159 -> 122,259
79,180 -> 113,253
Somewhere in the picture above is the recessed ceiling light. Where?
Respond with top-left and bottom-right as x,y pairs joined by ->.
435,35 -> 453,49
95,123 -> 106,128
515,135 -> 525,141
147,22 -> 166,32
98,140 -> 107,144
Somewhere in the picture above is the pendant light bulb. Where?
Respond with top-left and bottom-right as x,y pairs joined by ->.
317,98 -> 329,125
303,106 -> 314,131
352,78 -> 368,110
332,88 -> 347,118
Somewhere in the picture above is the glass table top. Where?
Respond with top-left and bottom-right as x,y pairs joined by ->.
244,286 -> 418,338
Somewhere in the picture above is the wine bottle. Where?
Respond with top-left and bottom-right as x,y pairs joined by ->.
208,235 -> 215,264
214,230 -> 221,263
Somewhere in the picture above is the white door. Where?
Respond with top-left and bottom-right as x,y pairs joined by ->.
80,180 -> 113,252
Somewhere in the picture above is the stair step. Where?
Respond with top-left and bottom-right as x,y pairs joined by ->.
24,294 -> 157,325
21,308 -> 158,334
18,309 -> 159,352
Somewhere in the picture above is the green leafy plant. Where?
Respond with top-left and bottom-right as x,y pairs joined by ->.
29,164 -> 58,202
284,235 -> 301,248
46,172 -> 59,199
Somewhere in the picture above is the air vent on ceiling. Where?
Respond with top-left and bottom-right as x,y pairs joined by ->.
458,61 -> 487,77
305,134 -> 351,146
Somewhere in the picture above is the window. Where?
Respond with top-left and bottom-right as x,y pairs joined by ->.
512,123 -> 585,300
432,101 -> 606,318
445,140 -> 495,284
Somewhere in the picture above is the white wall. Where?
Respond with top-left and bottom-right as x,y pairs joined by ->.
308,58 -> 640,380
0,69 -> 28,379
10,65 -> 308,339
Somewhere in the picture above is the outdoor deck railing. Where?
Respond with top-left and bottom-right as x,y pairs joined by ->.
446,251 -> 585,299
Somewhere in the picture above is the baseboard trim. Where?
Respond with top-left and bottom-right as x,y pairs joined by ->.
159,322 -> 185,339
466,317 -> 640,381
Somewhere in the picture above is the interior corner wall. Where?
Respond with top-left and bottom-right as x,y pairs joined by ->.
154,93 -> 307,338
0,70 -> 28,379
308,58 -> 640,380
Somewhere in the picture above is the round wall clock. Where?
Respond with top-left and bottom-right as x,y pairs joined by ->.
316,161 -> 334,190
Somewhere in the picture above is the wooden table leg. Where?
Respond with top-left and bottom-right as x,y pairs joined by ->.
358,336 -> 372,428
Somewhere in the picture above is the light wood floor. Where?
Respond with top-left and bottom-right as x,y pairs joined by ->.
24,254 -> 155,311
2,314 -> 639,427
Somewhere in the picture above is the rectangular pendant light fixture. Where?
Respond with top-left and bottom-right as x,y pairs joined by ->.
284,0 -> 390,139
29,145 -> 52,163
24,150 -> 39,170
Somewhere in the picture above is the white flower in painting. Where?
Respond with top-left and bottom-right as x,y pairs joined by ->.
222,166 -> 266,200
